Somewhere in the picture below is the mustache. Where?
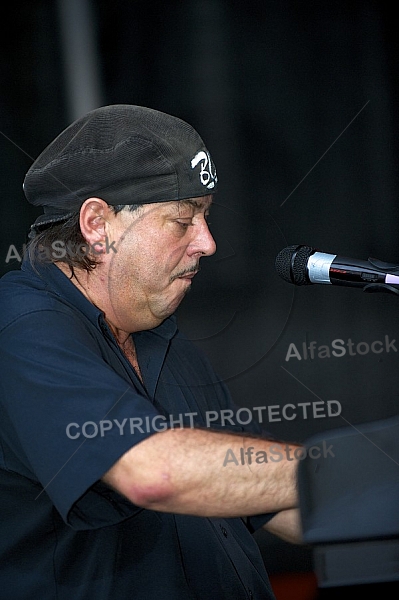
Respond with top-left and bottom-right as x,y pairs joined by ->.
170,265 -> 200,282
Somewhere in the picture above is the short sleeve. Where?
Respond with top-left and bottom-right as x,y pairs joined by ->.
0,308 -> 162,529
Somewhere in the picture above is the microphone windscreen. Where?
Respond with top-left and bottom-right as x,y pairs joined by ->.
275,244 -> 315,285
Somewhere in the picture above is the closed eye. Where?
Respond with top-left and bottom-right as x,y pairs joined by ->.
176,220 -> 193,229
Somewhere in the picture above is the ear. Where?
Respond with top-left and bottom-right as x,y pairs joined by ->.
79,198 -> 114,253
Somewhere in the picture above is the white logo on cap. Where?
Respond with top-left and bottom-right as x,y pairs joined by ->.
191,151 -> 217,189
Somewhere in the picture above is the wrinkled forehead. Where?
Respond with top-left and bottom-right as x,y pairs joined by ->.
171,195 -> 213,213
131,195 -> 213,219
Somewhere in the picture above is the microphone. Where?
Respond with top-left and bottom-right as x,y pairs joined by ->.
275,244 -> 399,294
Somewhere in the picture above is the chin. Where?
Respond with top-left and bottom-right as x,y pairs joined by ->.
163,292 -> 190,319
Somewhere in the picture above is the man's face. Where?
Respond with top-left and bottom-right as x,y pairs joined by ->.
106,195 -> 216,332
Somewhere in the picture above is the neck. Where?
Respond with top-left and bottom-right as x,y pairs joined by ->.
55,262 -> 143,381
55,262 -> 130,339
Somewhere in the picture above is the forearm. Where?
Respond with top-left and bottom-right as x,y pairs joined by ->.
102,427 -> 300,517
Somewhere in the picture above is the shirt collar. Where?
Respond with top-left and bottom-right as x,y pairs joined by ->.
21,256 -> 178,340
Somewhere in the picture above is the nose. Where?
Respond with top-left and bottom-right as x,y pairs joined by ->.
188,218 -> 216,257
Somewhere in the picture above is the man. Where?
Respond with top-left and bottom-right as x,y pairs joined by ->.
0,105 -> 300,599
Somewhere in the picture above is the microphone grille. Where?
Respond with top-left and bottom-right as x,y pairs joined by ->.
275,244 -> 315,285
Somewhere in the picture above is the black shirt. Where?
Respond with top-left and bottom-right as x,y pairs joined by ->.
0,259 -> 275,599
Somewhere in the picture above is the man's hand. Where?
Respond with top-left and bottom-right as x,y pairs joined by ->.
102,427 -> 300,518
263,508 -> 303,544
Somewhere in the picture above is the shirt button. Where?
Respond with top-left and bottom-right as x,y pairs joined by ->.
220,525 -> 228,537
248,591 -> 253,599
